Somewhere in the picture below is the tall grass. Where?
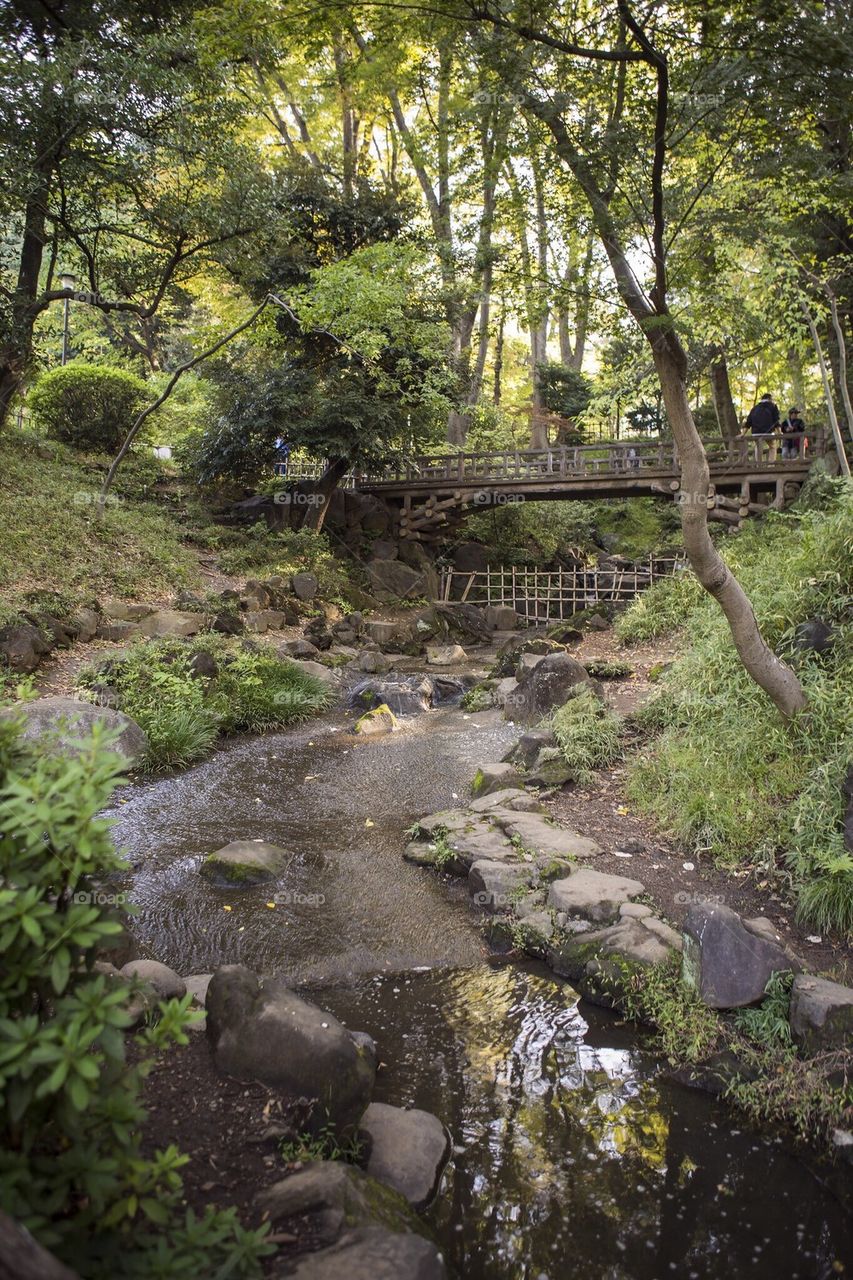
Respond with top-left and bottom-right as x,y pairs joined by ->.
624,486 -> 853,936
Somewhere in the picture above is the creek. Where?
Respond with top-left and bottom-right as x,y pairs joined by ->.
106,693 -> 853,1279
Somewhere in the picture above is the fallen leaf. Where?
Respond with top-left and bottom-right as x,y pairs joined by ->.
365,818 -> 374,828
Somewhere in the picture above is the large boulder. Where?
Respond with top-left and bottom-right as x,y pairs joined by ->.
0,622 -> 52,673
789,974 -> 853,1053
200,840 -> 287,885
285,658 -> 341,689
471,762 -> 523,798
452,541 -> 491,573
3,696 -> 147,766
547,868 -> 644,924
484,604 -> 519,631
367,559 -> 430,603
504,653 -> 599,725
469,860 -> 531,913
681,903 -> 796,1010
360,1103 -> 450,1210
206,966 -> 376,1136
350,677 -> 432,716
361,619 -> 406,647
492,635 -> 565,678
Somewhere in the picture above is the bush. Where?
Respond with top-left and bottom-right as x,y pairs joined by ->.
626,492 -> 853,935
0,709 -> 272,1276
29,362 -> 149,454
77,635 -> 333,769
549,686 -> 623,781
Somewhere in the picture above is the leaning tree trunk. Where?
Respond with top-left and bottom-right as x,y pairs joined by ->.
653,341 -> 809,720
298,457 -> 351,532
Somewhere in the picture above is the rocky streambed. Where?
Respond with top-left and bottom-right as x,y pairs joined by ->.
106,650 -> 853,1279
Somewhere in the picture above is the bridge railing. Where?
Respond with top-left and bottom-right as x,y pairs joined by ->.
282,432 -> 822,487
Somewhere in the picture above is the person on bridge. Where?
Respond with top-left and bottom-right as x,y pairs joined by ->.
746,393 -> 780,462
273,438 -> 291,477
780,408 -> 807,460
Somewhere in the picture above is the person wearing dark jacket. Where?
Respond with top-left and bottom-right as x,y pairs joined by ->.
746,393 -> 780,461
780,408 -> 807,460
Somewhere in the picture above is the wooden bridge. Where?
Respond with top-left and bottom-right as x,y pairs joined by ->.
286,433 -> 823,541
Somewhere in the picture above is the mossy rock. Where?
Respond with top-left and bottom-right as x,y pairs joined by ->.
200,840 -> 287,885
491,636 -> 566,678
461,679 -> 496,712
354,703 -> 398,735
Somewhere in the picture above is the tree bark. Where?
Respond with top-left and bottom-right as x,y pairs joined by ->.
0,1211 -> 80,1280
299,456 -> 351,530
654,339 -> 808,719
708,347 -> 740,440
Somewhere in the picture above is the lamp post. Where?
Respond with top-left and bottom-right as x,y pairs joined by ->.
60,272 -> 77,366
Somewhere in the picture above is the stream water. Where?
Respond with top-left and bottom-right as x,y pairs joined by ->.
106,697 -> 853,1279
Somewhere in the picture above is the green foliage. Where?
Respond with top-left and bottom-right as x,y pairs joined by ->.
549,687 -> 622,781
0,435 -> 198,606
77,636 -> 332,769
583,659 -> 633,679
626,492 -> 853,935
461,681 -> 496,712
619,955 -> 721,1064
724,1045 -> 852,1147
0,711 -> 271,1275
538,363 -> 593,441
733,971 -> 794,1047
430,828 -> 459,869
615,569 -> 704,643
28,363 -> 149,454
279,1121 -> 363,1165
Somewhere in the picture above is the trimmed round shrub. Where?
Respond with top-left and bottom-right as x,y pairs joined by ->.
29,362 -> 149,453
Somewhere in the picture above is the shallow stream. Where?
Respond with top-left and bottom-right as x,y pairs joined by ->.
106,698 -> 853,1279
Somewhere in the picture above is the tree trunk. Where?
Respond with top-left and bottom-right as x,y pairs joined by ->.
493,302 -> 505,405
708,347 -> 740,440
0,1211 -> 80,1280
654,339 -> 809,720
788,346 -> 806,411
299,457 -> 351,531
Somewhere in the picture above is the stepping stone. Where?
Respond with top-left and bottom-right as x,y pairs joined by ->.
468,860 -> 531,913
547,867 -> 644,923
471,762 -> 523,797
491,812 -> 602,861
360,1103 -> 450,1209
469,788 -> 545,814
200,840 -> 287,885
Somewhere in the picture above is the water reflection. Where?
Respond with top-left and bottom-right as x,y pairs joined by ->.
316,963 -> 853,1280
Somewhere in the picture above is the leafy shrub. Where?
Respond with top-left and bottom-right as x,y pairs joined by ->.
29,362 -> 149,454
77,635 -> 332,769
549,686 -> 622,781
0,710 -> 272,1276
627,493 -> 853,935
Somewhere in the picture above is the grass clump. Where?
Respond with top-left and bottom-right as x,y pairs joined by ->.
549,686 -> 622,781
620,954 -> 721,1063
583,658 -> 633,679
615,569 -> 703,643
626,490 -> 853,936
77,635 -> 332,770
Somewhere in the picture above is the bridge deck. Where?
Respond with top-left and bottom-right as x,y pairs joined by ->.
287,435 -> 820,502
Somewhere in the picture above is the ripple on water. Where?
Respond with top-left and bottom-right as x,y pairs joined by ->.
315,963 -> 853,1280
103,708 -> 517,979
